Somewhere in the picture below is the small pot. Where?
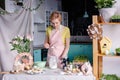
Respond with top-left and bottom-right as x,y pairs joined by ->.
110,19 -> 120,22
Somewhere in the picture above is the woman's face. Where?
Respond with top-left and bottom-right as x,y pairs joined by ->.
51,18 -> 61,29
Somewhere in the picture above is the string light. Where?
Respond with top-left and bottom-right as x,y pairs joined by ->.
22,0 -> 44,11
0,0 -> 44,15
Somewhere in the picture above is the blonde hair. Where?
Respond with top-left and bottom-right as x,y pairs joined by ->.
50,11 -> 62,22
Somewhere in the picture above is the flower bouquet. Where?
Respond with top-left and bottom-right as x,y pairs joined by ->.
10,35 -> 32,53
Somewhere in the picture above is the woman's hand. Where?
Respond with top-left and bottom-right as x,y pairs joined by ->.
44,43 -> 50,49
59,38 -> 70,60
59,54 -> 67,60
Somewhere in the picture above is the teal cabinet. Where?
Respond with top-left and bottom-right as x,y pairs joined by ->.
83,44 -> 93,64
33,44 -> 93,64
68,44 -> 84,61
33,49 -> 41,62
68,43 -> 93,64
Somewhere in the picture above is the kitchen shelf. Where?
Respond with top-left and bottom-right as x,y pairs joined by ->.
97,53 -> 120,57
92,15 -> 120,24
92,15 -> 120,80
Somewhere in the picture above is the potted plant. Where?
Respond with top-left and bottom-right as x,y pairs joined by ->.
73,55 -> 88,65
115,48 -> 120,56
95,0 -> 117,22
100,74 -> 120,80
95,0 -> 116,9
110,15 -> 120,22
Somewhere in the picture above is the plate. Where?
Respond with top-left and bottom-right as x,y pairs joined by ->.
25,69 -> 43,75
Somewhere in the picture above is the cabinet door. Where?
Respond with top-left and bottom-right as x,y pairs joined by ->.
41,49 -> 48,61
68,44 -> 84,61
33,49 -> 41,62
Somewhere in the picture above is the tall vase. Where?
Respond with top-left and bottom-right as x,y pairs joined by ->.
99,8 -> 117,22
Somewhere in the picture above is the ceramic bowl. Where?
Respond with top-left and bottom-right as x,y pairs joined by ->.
34,61 -> 46,68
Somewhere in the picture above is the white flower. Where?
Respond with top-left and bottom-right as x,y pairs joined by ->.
19,36 -> 23,40
26,34 -> 33,41
12,41 -> 19,44
10,35 -> 31,53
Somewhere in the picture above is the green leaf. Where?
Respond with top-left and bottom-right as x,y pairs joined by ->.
95,0 -> 116,9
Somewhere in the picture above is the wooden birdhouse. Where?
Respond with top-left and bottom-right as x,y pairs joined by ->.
99,37 -> 112,54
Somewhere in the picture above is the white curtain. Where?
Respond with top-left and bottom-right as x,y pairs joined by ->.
0,0 -> 33,72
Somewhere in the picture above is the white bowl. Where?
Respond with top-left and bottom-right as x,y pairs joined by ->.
34,61 -> 46,68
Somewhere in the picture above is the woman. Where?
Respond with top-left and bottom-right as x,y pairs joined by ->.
44,11 -> 70,68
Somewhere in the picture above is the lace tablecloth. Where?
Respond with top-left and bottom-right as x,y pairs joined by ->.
2,68 -> 96,80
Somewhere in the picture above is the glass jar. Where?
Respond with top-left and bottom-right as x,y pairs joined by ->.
49,56 -> 57,69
